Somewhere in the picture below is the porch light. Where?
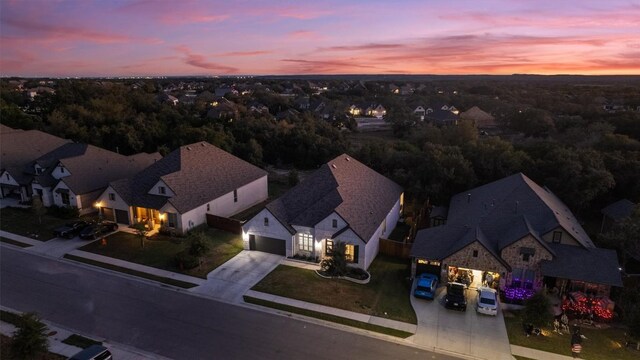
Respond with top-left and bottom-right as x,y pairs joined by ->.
159,213 -> 166,221
94,201 -> 102,208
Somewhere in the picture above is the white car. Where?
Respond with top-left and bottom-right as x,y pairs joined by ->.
476,287 -> 498,316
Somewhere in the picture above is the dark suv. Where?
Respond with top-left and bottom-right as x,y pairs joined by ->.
444,282 -> 467,311
53,220 -> 89,239
79,221 -> 119,240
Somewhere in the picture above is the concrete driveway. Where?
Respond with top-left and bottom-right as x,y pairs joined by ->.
190,250 -> 282,303
410,282 -> 514,360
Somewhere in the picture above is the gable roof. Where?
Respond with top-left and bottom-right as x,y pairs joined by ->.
266,154 -> 403,242
111,142 -> 267,214
601,199 -> 636,221
446,173 -> 593,248
460,106 -> 496,127
541,244 -> 623,287
47,144 -> 161,195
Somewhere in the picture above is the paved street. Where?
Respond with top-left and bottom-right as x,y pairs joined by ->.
0,246 -> 461,360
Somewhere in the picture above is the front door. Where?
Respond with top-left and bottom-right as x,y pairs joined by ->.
249,235 -> 256,250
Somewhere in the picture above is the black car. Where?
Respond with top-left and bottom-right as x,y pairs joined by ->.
53,220 -> 89,239
79,221 -> 119,240
444,282 -> 467,311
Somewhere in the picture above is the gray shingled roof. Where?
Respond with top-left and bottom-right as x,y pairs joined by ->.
601,199 -> 636,221
111,142 -> 267,214
266,154 -> 403,242
1,130 -> 71,184
446,173 -> 593,248
541,244 -> 623,287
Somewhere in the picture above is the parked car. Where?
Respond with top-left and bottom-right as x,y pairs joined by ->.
53,220 -> 90,239
79,221 -> 118,240
476,287 -> 498,316
444,282 -> 467,311
414,273 -> 438,300
68,344 -> 112,360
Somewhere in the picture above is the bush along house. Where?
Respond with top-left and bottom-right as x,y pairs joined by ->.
410,173 -> 622,316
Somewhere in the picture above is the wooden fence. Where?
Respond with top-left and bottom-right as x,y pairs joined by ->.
206,214 -> 242,234
378,237 -> 412,259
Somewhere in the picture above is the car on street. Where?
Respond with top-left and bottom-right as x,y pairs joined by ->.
414,273 -> 438,300
444,282 -> 467,311
79,221 -> 118,240
53,220 -> 90,239
476,287 -> 498,316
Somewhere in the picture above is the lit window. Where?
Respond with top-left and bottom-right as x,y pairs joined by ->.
159,186 -> 166,195
332,219 -> 337,228
345,244 -> 358,263
325,240 -> 333,255
264,217 -> 269,226
108,193 -> 116,201
233,189 -> 238,203
298,233 -> 313,252
552,231 -> 562,243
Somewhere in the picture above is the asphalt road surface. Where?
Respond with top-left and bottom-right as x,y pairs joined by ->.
0,247 -> 461,360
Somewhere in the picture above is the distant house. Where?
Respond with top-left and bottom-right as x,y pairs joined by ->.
25,87 -> 55,99
294,96 -> 310,110
96,142 -> 268,234
247,101 -> 269,114
425,105 -> 459,126
31,144 -> 160,214
365,104 -> 386,118
206,98 -> 238,119
411,173 -> 622,302
215,85 -> 238,97
460,106 -> 497,131
0,128 -> 71,202
243,154 -> 403,269
157,93 -> 179,106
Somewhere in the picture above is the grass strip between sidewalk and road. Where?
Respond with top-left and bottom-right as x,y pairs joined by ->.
243,296 -> 413,339
64,254 -> 198,289
0,310 -> 22,326
0,236 -> 32,248
61,334 -> 102,349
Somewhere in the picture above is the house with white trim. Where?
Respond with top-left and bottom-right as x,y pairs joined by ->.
95,142 -> 268,234
242,154 -> 403,270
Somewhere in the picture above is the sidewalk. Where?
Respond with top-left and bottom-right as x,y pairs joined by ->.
0,306 -> 169,359
511,344 -> 575,360
244,289 -> 417,334
66,249 -> 206,286
0,229 -> 42,246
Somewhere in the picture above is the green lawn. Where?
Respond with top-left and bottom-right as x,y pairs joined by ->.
78,228 -> 243,278
0,207 -> 77,241
252,255 -> 417,324
504,310 -> 639,360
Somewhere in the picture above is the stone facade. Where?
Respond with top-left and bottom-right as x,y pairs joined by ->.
443,241 -> 507,273
500,235 -> 554,290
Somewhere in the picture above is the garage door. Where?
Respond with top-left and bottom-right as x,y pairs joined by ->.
249,235 -> 286,256
115,209 -> 130,225
102,207 -> 115,222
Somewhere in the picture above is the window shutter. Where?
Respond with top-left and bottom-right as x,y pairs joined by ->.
353,245 -> 359,264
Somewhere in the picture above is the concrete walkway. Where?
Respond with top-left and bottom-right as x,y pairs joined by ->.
511,344 -> 575,359
29,237 -> 98,258
0,229 -> 42,246
190,250 -> 282,303
245,289 -> 417,334
0,306 -> 169,359
66,249 -> 206,286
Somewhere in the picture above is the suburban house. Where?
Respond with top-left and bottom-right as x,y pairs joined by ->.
600,198 -> 636,232
411,173 -> 622,302
365,104 -> 387,118
242,154 -> 404,270
95,142 -> 268,234
30,143 -> 161,214
424,104 -> 459,126
0,126 -> 71,202
460,106 -> 498,131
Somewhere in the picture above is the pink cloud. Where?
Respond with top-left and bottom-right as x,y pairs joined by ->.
175,45 -> 238,73
3,18 -> 132,44
287,30 -> 325,40
280,59 -> 379,73
217,50 -> 273,57
246,5 -> 333,19
117,0 -> 229,25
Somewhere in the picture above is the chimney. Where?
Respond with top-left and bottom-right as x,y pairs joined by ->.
467,193 -> 471,203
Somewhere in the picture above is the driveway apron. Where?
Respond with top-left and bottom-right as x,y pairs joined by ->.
190,250 -> 282,304
410,281 -> 514,360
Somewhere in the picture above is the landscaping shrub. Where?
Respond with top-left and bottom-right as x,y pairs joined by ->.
175,251 -> 199,270
47,205 -> 79,219
522,291 -> 553,328
10,312 -> 49,360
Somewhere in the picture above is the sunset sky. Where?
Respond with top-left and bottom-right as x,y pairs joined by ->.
1,0 -> 639,77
